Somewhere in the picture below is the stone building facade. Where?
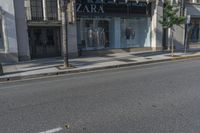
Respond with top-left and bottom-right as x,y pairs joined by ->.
0,0 -> 164,63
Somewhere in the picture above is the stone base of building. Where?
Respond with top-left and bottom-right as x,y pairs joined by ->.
152,47 -> 163,51
0,53 -> 19,64
68,52 -> 79,59
79,47 -> 161,56
19,55 -> 31,62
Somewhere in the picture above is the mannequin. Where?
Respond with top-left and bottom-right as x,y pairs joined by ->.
87,27 -> 93,48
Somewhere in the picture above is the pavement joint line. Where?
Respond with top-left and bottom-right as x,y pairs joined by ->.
38,127 -> 63,133
0,54 -> 200,83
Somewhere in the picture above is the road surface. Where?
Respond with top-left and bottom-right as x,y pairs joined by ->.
0,59 -> 200,133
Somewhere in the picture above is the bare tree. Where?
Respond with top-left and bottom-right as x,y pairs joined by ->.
60,0 -> 69,68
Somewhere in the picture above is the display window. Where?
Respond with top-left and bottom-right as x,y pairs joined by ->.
189,19 -> 200,43
77,17 -> 151,50
120,17 -> 151,48
77,18 -> 111,50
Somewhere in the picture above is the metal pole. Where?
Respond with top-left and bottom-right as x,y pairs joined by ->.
171,28 -> 174,56
60,0 -> 69,68
184,24 -> 188,53
0,63 -> 3,75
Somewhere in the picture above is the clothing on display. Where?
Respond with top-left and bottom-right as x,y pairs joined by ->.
125,27 -> 135,40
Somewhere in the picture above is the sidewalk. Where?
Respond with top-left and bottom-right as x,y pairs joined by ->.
1,51 -> 200,82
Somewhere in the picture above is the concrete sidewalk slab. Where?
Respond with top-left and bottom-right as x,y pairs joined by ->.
1,51 -> 200,82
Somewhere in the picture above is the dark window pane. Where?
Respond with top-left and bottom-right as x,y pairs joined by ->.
30,0 -> 43,20
47,0 -> 58,20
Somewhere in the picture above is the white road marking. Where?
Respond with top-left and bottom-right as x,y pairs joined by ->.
38,127 -> 63,133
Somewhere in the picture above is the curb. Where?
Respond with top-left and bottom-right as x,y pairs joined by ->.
0,54 -> 200,83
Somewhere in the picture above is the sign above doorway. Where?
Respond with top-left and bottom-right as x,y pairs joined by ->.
76,0 -> 152,17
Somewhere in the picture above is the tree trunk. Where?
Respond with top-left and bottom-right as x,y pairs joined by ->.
61,4 -> 69,68
171,28 -> 174,56
168,28 -> 171,51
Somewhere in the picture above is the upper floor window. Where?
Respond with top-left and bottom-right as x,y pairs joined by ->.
30,0 -> 43,20
47,0 -> 58,20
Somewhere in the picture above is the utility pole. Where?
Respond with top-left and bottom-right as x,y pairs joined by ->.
60,0 -> 69,68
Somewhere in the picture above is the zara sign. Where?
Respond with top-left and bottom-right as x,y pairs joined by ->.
76,3 -> 104,13
76,0 -> 151,16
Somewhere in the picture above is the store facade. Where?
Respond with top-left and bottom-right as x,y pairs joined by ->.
76,0 -> 159,51
0,0 -> 163,63
185,2 -> 200,48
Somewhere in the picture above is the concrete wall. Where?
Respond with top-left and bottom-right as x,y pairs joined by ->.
173,24 -> 185,50
13,0 -> 30,61
173,4 -> 185,50
68,23 -> 78,57
67,1 -> 78,57
151,1 -> 163,51
0,0 -> 18,63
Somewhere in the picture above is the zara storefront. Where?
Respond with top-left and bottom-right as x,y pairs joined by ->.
75,0 -> 155,51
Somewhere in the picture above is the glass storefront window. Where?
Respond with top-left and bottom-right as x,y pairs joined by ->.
189,19 -> 200,43
77,18 -> 111,50
120,17 -> 151,48
77,17 -> 151,50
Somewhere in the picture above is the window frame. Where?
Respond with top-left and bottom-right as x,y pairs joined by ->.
46,0 -> 58,20
30,0 -> 44,21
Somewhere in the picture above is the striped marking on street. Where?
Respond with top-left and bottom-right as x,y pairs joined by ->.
38,127 -> 63,133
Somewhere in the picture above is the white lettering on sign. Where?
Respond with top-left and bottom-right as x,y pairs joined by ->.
76,4 -> 104,13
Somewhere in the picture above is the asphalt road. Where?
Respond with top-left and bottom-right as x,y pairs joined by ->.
0,59 -> 200,133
